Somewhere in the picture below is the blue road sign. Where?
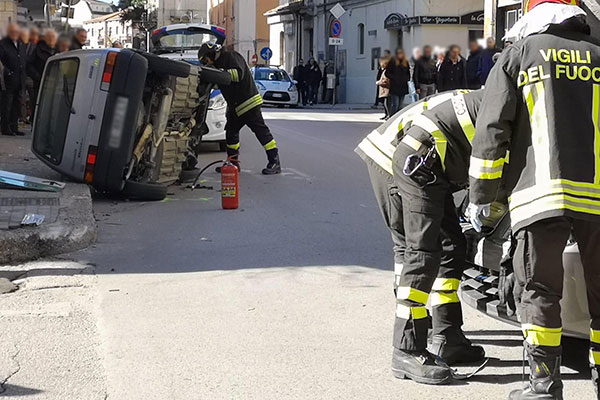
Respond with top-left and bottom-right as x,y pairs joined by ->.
260,47 -> 273,61
331,19 -> 342,38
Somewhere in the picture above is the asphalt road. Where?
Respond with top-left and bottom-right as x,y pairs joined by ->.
68,109 -> 595,399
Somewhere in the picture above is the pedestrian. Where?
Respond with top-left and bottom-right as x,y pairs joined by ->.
20,28 -> 36,124
386,48 -> 410,116
198,42 -> 281,175
438,45 -> 467,92
57,35 -> 71,53
0,23 -> 26,136
29,27 -> 39,45
466,40 -> 483,90
322,59 -> 335,104
305,58 -> 321,105
112,40 -> 123,48
355,89 -> 486,385
70,27 -> 87,50
413,45 -> 438,99
477,37 -> 501,86
292,58 -> 307,106
409,47 -> 422,81
374,49 -> 391,108
28,29 -> 57,119
465,1 -> 600,398
375,57 -> 390,120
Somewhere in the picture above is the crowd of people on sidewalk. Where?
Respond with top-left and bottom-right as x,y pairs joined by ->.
292,57 -> 337,106
0,23 -> 90,137
375,37 -> 504,120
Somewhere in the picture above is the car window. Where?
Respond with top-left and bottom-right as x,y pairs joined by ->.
32,58 -> 79,165
158,31 -> 218,49
254,69 -> 290,82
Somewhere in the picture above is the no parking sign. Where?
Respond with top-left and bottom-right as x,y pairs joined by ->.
330,19 -> 342,38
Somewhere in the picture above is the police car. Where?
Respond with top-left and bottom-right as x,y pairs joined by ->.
251,66 -> 299,107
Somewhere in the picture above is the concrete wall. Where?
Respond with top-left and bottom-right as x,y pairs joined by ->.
235,0 -> 256,63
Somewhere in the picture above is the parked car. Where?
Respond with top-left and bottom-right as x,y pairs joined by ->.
31,48 -> 230,200
251,66 -> 299,107
458,194 -> 589,339
152,23 -> 227,148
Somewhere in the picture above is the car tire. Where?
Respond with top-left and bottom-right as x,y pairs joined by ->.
219,141 -> 227,152
140,52 -> 191,78
122,180 -> 168,201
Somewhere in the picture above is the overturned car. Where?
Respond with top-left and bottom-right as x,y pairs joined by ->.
31,46 -> 230,200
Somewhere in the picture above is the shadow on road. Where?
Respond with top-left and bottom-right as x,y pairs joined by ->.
0,384 -> 43,396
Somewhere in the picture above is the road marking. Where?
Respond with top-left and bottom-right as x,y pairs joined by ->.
263,111 -> 383,123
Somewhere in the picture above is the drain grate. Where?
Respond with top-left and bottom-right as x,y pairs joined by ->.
0,198 -> 60,207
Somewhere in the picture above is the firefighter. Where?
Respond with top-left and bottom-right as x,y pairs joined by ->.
198,43 -> 281,175
465,1 -> 600,398
356,89 -> 486,385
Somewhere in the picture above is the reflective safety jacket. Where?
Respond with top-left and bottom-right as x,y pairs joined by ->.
355,90 -> 483,187
213,50 -> 263,117
469,21 -> 600,232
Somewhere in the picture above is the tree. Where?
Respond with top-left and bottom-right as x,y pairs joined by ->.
119,0 -> 156,32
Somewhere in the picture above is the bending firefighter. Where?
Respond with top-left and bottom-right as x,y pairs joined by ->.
198,43 -> 281,175
466,1 -> 600,399
356,89 -> 486,385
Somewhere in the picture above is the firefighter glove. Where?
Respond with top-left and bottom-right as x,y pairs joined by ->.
465,203 -> 491,233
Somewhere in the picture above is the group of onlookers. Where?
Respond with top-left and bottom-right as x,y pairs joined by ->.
375,37 -> 503,120
292,57 -> 336,106
0,24 -> 88,136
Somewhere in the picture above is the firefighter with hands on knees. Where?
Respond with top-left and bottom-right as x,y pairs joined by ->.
197,42 -> 281,175
356,89 -> 487,385
465,0 -> 600,398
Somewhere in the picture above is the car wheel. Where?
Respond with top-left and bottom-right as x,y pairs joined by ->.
139,52 -> 190,78
219,141 -> 228,152
122,180 -> 168,201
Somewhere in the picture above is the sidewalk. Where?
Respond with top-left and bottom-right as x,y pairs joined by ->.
294,103 -> 382,111
0,131 -> 96,265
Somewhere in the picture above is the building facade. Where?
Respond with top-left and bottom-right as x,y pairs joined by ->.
208,0 -> 279,65
84,11 -> 135,49
150,0 -> 208,27
267,0 -> 483,104
0,0 -> 17,30
59,0 -> 115,28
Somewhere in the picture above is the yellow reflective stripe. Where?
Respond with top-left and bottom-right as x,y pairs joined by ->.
264,139 -> 277,151
396,286 -> 429,305
367,130 -> 397,159
523,324 -> 562,347
357,137 -> 393,175
510,179 -> 600,207
396,304 -> 428,320
430,291 -> 460,306
401,134 -> 423,152
228,69 -> 239,82
226,143 -> 240,150
511,193 -> 600,228
524,82 -> 551,184
593,84 -> 600,184
592,329 -> 600,344
431,278 -> 460,291
591,350 -> 600,365
451,93 -> 476,143
394,263 -> 404,275
412,115 -> 447,169
380,102 -> 426,144
469,155 -> 508,180
425,91 -> 455,109
235,94 -> 263,116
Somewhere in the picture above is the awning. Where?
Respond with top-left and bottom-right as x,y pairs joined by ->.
265,0 -> 306,17
384,11 -> 484,29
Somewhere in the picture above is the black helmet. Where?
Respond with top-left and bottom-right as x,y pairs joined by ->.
198,42 -> 222,63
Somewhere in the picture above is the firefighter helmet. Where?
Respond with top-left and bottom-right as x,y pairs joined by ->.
198,42 -> 222,63
523,0 -> 580,13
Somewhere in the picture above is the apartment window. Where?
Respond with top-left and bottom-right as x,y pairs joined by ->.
358,23 -> 365,55
116,26 -> 119,36
506,9 -> 519,32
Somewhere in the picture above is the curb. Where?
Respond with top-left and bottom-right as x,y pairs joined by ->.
0,184 -> 97,265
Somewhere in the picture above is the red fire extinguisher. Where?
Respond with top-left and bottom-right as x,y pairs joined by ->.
221,158 -> 239,209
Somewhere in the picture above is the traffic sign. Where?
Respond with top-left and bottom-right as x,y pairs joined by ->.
330,19 -> 342,38
328,37 -> 343,46
260,47 -> 273,61
251,54 -> 258,65
330,2 -> 346,19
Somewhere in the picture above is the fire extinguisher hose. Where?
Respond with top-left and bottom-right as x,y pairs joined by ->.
190,160 -> 224,190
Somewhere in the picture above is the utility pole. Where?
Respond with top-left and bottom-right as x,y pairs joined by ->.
484,0 -> 498,40
64,0 -> 72,32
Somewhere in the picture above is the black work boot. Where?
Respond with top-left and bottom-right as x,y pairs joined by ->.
509,354 -> 563,400
262,149 -> 281,175
592,366 -> 599,399
391,348 -> 452,385
429,333 -> 486,365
